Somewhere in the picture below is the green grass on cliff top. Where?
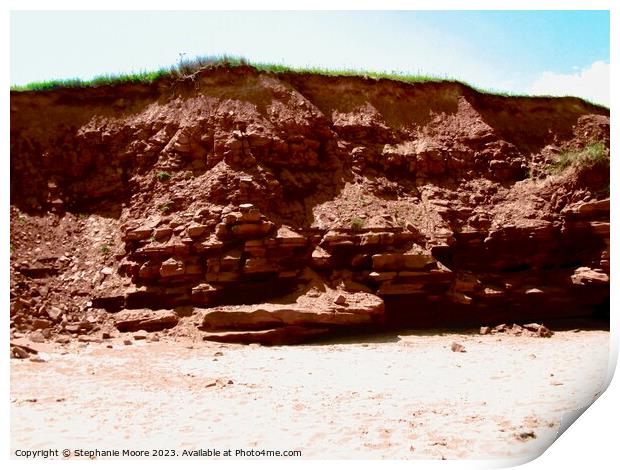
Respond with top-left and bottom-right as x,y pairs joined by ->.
9,55 -> 607,107
10,55 -> 448,90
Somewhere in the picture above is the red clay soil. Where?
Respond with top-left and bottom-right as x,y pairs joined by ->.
9,64 -> 610,345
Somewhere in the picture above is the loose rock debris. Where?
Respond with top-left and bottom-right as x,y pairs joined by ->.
480,323 -> 554,338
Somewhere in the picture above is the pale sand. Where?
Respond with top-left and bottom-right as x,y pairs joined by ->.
10,330 -> 610,460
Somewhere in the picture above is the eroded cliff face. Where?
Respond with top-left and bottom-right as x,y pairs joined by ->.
9,65 -> 610,344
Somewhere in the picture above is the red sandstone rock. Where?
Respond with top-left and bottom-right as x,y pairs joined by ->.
114,310 -> 179,332
187,224 -> 208,238
11,345 -> 30,359
371,248 -> 435,271
200,290 -> 384,331
159,258 -> 185,277
124,226 -> 153,241
133,330 -> 148,340
231,222 -> 274,237
275,226 -> 306,246
310,247 -> 332,269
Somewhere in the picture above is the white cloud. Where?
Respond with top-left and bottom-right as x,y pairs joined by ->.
529,61 -> 609,106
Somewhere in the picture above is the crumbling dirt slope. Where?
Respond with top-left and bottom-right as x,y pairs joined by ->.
10,65 -> 610,344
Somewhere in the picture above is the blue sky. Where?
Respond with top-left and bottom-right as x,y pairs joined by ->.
10,10 -> 610,104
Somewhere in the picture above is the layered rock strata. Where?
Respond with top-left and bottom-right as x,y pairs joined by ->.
10,65 -> 610,343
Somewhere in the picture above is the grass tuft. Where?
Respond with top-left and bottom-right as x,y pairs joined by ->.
156,171 -> 171,181
548,141 -> 609,174
351,217 -> 365,231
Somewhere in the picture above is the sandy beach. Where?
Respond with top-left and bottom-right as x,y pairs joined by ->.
10,328 -> 610,461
